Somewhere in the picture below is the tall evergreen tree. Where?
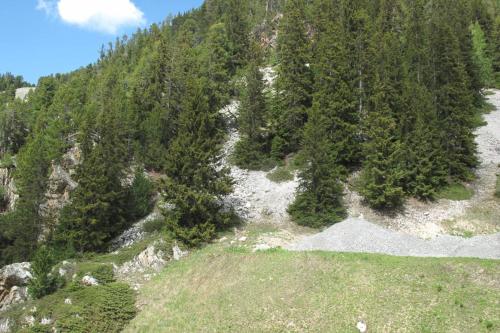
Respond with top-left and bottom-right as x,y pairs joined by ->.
288,100 -> 347,228
311,0 -> 360,170
162,78 -> 233,246
272,0 -> 313,156
361,74 -> 406,209
225,0 -> 249,73
234,47 -> 270,169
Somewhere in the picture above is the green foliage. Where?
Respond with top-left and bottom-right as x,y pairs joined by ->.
90,264 -> 116,284
233,52 -> 273,170
471,21 -> 494,87
267,166 -> 294,183
272,0 -> 313,155
360,76 -> 406,210
126,169 -> 154,221
288,106 -> 347,228
143,218 -> 166,233
28,247 -> 61,299
436,183 -> 474,201
162,78 -> 233,246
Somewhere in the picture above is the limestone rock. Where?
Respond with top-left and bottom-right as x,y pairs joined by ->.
0,318 -> 11,333
15,87 -> 35,101
0,262 -> 31,311
81,275 -> 99,287
172,244 -> 188,261
115,242 -> 170,280
110,212 -> 163,250
0,167 -> 18,212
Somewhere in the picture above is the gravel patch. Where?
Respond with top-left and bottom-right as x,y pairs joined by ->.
287,218 -> 500,259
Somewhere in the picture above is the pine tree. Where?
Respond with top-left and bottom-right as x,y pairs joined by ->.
491,16 -> 500,86
57,76 -> 129,253
272,0 -> 313,156
470,21 -> 494,87
28,246 -> 59,299
429,6 -> 478,180
288,104 -> 346,228
225,0 -> 249,73
234,48 -> 270,170
204,23 -> 232,109
361,74 -> 406,210
163,78 -> 233,246
311,0 -> 360,170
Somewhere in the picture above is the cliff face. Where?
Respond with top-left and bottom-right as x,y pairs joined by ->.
39,144 -> 81,239
0,167 -> 18,213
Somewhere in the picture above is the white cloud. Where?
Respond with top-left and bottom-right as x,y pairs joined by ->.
36,0 -> 57,15
37,0 -> 146,34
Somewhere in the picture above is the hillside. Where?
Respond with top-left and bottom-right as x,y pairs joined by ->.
1,0 -> 500,332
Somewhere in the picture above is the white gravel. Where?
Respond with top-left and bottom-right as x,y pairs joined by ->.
287,218 -> 500,259
221,69 -> 299,224
223,128 -> 298,224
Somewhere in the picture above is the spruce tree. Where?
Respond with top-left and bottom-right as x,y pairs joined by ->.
361,74 -> 406,210
272,0 -> 313,156
311,0 -> 360,170
57,78 -> 129,253
234,48 -> 270,170
163,78 -> 233,246
225,0 -> 249,73
288,104 -> 346,228
471,21 -> 494,87
429,9 -> 478,180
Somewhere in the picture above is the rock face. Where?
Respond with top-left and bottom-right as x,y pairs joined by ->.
0,167 -> 18,212
115,242 -> 169,278
14,87 -> 35,101
0,262 -> 31,312
39,144 -> 81,238
0,318 -> 11,333
110,212 -> 163,250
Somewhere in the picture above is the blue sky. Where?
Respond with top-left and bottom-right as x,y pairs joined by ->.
0,0 -> 204,84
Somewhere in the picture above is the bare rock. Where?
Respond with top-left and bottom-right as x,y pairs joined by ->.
172,244 -> 188,261
0,318 -> 11,333
0,262 -> 31,311
81,275 -> 99,286
110,212 -> 163,250
15,87 -> 35,101
115,242 -> 170,279
356,320 -> 367,333
0,167 -> 18,212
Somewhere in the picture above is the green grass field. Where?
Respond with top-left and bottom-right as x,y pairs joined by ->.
125,243 -> 499,333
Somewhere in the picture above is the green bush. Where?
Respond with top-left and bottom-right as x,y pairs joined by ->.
91,264 -> 116,284
267,167 -> 294,183
28,247 -> 62,299
143,218 -> 165,233
127,169 -> 154,221
232,138 -> 275,171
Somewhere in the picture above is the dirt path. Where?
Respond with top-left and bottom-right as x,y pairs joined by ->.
286,218 -> 500,259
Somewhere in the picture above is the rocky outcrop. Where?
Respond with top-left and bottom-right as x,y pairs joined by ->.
0,318 -> 11,333
0,262 -> 31,312
39,144 -> 81,238
14,87 -> 35,101
0,167 -> 18,212
115,242 -> 170,278
110,212 -> 163,250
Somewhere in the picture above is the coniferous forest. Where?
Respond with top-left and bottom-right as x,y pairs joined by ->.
1,0 -> 499,268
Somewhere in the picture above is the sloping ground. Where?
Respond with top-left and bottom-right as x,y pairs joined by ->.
286,218 -> 500,259
124,242 -> 500,332
345,90 -> 500,238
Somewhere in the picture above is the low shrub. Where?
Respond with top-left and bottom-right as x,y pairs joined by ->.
266,167 -> 294,183
436,183 -> 474,201
143,218 -> 165,233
